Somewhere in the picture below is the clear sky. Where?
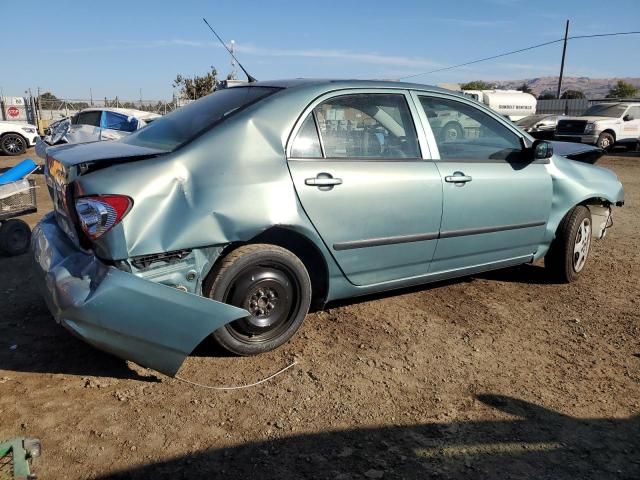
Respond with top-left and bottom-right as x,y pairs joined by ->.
3,0 -> 639,100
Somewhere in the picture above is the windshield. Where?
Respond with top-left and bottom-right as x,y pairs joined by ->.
582,104 -> 628,118
121,86 -> 280,150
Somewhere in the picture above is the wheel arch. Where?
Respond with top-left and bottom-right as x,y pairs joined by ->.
213,226 -> 330,311
600,129 -> 616,141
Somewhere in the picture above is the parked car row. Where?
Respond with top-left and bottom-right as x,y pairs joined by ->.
515,102 -> 640,152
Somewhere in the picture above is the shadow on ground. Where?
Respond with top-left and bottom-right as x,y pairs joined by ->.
0,254 -> 556,379
95,394 -> 639,480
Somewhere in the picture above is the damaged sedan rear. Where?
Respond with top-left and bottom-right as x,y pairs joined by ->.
32,80 -> 624,376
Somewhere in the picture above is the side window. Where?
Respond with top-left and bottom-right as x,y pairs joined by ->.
627,106 -> 640,120
290,113 -> 322,158
104,112 -> 139,132
313,94 -> 420,159
418,96 -> 523,162
75,111 -> 102,127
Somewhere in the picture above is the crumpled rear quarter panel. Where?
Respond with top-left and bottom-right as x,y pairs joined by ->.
32,213 -> 248,376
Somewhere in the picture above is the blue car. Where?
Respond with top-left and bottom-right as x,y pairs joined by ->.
32,80 -> 624,376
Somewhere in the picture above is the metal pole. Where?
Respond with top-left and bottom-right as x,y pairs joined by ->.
556,20 -> 569,99
90,88 -> 93,106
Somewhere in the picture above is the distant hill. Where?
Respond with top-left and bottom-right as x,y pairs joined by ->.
441,77 -> 640,98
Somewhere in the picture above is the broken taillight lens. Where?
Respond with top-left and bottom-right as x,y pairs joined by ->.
75,195 -> 132,240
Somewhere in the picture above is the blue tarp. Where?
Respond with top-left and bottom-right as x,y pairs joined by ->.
0,158 -> 38,185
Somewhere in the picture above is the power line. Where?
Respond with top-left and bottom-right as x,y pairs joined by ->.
398,30 -> 640,80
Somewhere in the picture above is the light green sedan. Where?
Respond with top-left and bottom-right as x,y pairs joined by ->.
32,80 -> 624,376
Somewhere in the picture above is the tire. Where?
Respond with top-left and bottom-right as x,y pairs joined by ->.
1,133 -> 27,156
205,244 -> 312,355
439,122 -> 464,143
0,219 -> 32,256
545,206 -> 592,283
596,132 -> 614,151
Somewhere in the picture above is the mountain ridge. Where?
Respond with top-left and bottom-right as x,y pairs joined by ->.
444,76 -> 640,98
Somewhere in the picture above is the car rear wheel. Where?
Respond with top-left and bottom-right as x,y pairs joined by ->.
0,219 -> 32,256
545,205 -> 592,283
1,133 -> 27,156
596,132 -> 614,151
205,244 -> 312,355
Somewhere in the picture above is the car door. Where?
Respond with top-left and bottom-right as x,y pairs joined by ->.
287,90 -> 443,286
622,106 -> 640,140
69,110 -> 103,142
412,92 -> 552,273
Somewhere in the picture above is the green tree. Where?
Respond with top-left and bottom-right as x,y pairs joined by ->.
606,80 -> 639,99
460,80 -> 493,91
519,83 -> 534,95
538,91 -> 556,100
173,66 -> 219,100
39,91 -> 59,101
561,90 -> 585,99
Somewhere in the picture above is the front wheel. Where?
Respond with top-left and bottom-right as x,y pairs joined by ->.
596,132 -> 614,151
545,206 -> 592,283
205,244 -> 312,355
1,134 -> 27,156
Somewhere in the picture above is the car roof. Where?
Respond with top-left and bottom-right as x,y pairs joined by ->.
78,107 -> 161,120
237,78 -> 457,95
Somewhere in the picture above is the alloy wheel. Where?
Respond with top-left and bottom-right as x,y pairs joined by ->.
573,218 -> 591,272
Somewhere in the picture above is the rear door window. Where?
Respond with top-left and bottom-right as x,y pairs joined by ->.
312,93 -> 420,159
103,112 -> 138,132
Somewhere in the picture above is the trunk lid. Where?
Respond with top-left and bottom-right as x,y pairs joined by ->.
44,141 -> 166,245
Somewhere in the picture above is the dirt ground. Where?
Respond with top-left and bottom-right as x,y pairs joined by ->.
0,149 -> 638,479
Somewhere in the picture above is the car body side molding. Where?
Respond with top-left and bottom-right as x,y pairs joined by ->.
333,221 -> 546,251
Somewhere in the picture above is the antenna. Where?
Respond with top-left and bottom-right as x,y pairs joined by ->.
202,18 -> 256,83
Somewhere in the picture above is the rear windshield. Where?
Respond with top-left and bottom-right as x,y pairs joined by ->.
121,86 -> 280,150
582,104 -> 627,118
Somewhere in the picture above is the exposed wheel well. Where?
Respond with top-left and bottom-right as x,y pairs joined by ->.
218,227 -> 330,311
600,129 -> 616,141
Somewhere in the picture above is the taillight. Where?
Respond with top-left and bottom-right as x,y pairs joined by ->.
75,195 -> 132,240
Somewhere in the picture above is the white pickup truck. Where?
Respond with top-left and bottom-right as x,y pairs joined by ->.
555,102 -> 640,150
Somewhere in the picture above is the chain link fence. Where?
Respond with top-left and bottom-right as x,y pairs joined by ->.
36,97 -> 178,122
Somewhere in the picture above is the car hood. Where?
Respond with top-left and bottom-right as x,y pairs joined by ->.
559,116 -> 618,123
550,141 -> 604,164
0,120 -> 37,128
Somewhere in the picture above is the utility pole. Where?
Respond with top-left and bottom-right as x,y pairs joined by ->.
556,20 -> 570,99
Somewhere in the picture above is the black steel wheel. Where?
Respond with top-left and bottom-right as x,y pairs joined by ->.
1,133 -> 27,156
0,219 -> 32,256
205,244 -> 312,355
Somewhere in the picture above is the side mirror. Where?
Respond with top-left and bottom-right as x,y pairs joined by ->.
623,114 -> 633,121
532,140 -> 553,160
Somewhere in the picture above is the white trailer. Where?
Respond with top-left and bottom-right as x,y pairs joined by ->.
462,90 -> 537,121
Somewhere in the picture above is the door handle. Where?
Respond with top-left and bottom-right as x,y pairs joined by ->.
305,174 -> 342,188
445,172 -> 472,185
